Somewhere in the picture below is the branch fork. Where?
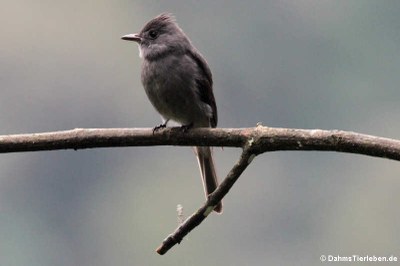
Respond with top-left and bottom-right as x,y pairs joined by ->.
1,126 -> 400,254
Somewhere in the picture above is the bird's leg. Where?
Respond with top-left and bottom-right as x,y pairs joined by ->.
153,119 -> 169,133
180,122 -> 193,133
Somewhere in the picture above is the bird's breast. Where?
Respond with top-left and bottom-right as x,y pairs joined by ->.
140,55 -> 210,126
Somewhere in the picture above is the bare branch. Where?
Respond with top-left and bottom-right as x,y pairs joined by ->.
156,147 -> 255,255
0,127 -> 400,161
2,126 -> 400,254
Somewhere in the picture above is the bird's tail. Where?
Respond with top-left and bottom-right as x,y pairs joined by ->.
195,146 -> 223,213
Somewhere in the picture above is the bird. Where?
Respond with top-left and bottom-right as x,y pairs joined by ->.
122,13 -> 222,213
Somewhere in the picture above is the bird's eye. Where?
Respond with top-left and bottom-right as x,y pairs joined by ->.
148,30 -> 158,39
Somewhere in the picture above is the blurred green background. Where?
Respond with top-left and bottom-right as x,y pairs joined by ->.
1,0 -> 400,265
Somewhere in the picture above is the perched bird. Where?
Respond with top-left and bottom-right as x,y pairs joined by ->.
122,13 -> 222,213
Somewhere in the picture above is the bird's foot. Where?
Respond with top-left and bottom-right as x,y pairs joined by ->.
180,123 -> 193,133
153,123 -> 167,133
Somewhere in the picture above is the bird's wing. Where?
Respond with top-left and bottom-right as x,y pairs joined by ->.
188,48 -> 217,127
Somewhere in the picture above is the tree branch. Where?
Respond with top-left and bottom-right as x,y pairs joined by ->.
2,126 -> 400,254
1,126 -> 400,161
156,146 -> 254,255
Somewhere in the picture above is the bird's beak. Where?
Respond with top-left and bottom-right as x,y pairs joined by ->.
121,33 -> 142,43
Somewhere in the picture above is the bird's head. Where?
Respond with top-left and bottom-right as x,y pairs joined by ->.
122,13 -> 190,60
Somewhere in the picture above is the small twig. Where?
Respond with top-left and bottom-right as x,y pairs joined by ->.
156,147 -> 255,255
176,204 -> 184,225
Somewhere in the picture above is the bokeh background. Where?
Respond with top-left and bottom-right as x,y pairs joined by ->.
1,1 -> 400,265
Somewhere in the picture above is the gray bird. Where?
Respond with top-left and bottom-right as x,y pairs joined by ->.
122,13 -> 222,213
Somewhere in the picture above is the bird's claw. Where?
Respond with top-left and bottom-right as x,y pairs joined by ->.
153,123 -> 167,133
180,123 -> 193,133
